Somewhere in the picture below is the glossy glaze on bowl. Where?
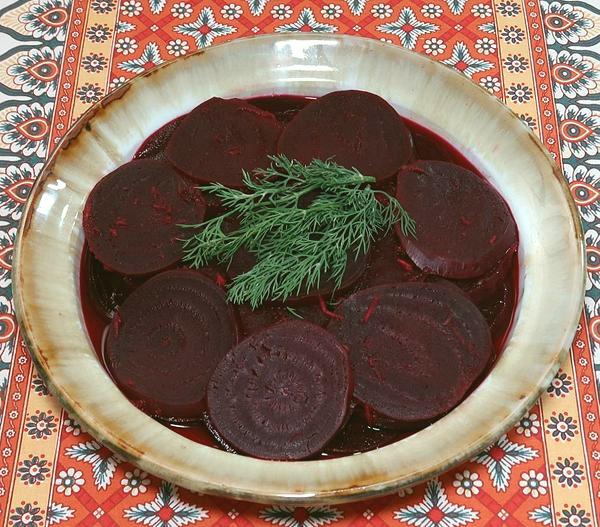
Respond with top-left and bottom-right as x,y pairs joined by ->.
14,35 -> 585,504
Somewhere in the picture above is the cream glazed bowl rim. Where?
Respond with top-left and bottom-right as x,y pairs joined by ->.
14,34 -> 585,504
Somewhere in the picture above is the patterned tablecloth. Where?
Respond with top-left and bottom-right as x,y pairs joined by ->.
0,0 -> 599,525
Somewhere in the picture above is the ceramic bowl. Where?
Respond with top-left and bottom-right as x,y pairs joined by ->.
14,34 -> 585,504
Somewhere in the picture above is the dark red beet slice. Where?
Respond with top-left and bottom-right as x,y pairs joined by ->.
412,129 -> 454,162
456,245 -> 517,305
236,302 -> 330,338
357,233 -> 422,291
85,249 -> 144,317
249,95 -> 313,123
480,283 -> 516,342
83,159 -> 205,276
225,246 -> 256,280
135,116 -> 184,161
396,161 -> 517,279
105,269 -> 237,420
207,321 -> 352,460
191,265 -> 228,290
200,412 -> 238,453
85,252 -> 227,319
236,304 -> 289,337
326,407 -> 403,455
328,282 -> 493,426
165,97 -> 282,187
277,90 -> 413,181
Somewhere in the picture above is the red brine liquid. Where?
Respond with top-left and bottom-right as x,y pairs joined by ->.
79,95 -> 519,457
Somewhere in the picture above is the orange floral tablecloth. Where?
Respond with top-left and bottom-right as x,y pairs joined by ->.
1,0 -> 600,525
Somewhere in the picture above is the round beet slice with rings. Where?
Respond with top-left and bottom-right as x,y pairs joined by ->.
207,320 -> 352,460
328,282 -> 493,427
165,97 -> 282,187
105,269 -> 238,421
395,161 -> 517,279
277,90 -> 414,182
83,159 -> 206,276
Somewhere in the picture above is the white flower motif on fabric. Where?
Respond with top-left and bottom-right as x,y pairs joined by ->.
115,37 -> 138,55
55,468 -> 84,496
166,39 -> 190,56
171,2 -> 193,19
515,412 -> 540,437
474,37 -> 496,55
371,3 -> 393,18
471,3 -> 492,17
421,3 -> 443,18
479,76 -> 501,93
121,468 -> 150,496
221,3 -> 243,19
519,470 -> 548,498
63,418 -> 82,436
321,4 -> 343,19
121,0 -> 142,17
271,3 -> 293,19
453,470 -> 483,498
423,37 -> 446,56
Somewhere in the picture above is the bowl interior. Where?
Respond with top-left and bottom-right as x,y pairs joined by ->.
14,34 -> 584,504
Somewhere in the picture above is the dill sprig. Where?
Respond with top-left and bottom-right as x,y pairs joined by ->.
181,155 -> 415,308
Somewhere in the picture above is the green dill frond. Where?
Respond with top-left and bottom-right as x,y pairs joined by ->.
181,155 -> 415,307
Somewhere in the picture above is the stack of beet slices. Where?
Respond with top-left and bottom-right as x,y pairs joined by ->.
81,90 -> 518,461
